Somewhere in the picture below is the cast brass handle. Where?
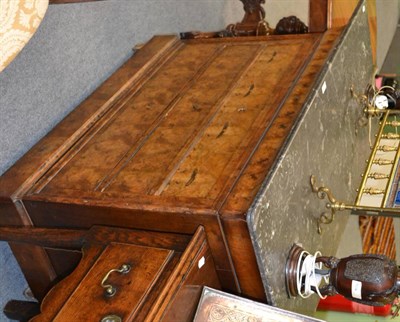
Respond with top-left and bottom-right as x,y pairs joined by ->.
101,264 -> 131,297
101,315 -> 122,322
310,175 -> 348,235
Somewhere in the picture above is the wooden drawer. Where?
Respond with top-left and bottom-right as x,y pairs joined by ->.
24,226 -> 220,321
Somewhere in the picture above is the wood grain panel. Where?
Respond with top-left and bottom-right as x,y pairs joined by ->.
22,34 -> 325,299
106,44 -> 263,195
162,38 -> 319,201
54,243 -> 173,321
309,0 -> 328,32
32,35 -> 320,209
39,43 -> 219,194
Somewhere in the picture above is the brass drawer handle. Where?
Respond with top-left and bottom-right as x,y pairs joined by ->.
101,264 -> 131,297
101,315 -> 122,322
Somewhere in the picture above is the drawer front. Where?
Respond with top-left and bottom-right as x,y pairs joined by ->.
54,243 -> 174,321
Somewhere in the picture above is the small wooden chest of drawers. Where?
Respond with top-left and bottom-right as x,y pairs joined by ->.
2,226 -> 220,321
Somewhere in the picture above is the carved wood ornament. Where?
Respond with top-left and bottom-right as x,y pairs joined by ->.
226,0 -> 271,36
181,0 -> 308,39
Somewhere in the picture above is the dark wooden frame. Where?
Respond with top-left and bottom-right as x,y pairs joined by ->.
309,0 -> 329,32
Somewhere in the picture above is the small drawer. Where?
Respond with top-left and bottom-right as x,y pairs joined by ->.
30,226 -> 220,322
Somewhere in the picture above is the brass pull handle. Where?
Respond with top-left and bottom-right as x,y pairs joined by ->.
101,264 -> 131,297
310,175 -> 348,235
101,315 -> 122,322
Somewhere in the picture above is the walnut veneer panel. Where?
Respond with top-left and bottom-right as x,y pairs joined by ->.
30,36 -> 320,207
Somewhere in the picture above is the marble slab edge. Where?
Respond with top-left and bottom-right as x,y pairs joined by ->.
247,0 -> 376,314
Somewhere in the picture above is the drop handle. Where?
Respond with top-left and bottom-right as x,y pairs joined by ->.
101,264 -> 131,297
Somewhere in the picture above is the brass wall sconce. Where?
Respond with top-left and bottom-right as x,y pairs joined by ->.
351,81 -> 399,120
310,105 -> 400,234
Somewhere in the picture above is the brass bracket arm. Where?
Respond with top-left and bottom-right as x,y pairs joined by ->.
350,84 -> 383,121
350,78 -> 400,120
310,175 -> 349,234
350,84 -> 369,109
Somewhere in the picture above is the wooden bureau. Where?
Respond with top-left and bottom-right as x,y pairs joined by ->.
0,1 -> 345,304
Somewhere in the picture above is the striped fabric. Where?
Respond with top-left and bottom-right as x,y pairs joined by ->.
359,216 -> 396,260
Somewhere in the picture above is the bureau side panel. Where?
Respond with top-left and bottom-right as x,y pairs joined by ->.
247,2 -> 375,313
220,217 -> 265,301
